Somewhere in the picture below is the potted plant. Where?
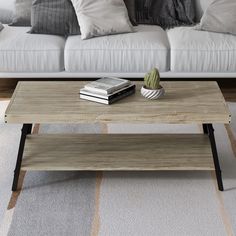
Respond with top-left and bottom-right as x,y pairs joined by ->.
141,68 -> 165,99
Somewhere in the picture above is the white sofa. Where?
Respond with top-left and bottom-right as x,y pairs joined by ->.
0,0 -> 235,79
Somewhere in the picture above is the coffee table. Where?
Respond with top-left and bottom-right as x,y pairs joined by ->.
5,81 -> 231,191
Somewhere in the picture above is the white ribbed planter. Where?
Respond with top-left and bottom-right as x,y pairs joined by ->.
141,86 -> 165,100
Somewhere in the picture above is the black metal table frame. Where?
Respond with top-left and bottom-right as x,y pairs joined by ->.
11,123 -> 224,192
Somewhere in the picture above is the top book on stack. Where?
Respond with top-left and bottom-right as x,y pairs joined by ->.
84,77 -> 131,95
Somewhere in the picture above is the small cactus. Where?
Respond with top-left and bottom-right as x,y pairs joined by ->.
144,68 -> 161,90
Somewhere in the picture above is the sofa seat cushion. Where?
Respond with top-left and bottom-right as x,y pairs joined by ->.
0,25 -> 65,72
167,26 -> 236,72
65,25 -> 170,73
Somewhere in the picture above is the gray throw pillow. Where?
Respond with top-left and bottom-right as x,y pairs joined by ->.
0,22 -> 4,32
30,0 -> 80,36
71,0 -> 133,40
136,0 -> 196,29
197,0 -> 236,35
10,0 -> 32,26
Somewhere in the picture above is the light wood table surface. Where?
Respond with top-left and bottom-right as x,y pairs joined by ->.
5,81 -> 230,124
5,81 -> 231,191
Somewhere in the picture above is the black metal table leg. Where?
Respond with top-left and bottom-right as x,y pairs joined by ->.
202,124 -> 208,134
203,124 -> 224,191
12,124 -> 32,191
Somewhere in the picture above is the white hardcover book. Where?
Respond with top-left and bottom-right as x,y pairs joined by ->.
84,77 -> 130,95
80,88 -> 110,99
80,84 -> 135,99
80,86 -> 135,105
80,94 -> 109,104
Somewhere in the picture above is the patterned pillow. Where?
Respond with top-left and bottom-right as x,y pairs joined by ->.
136,0 -> 196,29
30,0 -> 80,36
10,0 -> 32,26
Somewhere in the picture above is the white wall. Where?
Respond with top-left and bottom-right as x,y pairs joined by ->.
0,0 -> 15,10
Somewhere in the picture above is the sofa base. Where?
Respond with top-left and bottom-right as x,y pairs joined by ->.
0,72 -> 236,79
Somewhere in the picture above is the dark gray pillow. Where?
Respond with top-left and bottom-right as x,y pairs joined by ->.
30,0 -> 80,36
136,0 -> 196,29
10,0 -> 32,26
124,0 -> 137,26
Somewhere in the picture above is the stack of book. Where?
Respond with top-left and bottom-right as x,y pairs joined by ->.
80,77 -> 136,104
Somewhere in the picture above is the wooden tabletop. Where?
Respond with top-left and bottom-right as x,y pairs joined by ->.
5,81 -> 231,124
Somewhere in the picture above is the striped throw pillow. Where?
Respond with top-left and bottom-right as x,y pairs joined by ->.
30,0 -> 80,36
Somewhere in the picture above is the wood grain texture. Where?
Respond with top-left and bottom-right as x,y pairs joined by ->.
5,81 -> 230,124
21,134 -> 214,171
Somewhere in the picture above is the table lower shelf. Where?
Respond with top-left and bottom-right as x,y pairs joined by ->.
21,134 -> 214,171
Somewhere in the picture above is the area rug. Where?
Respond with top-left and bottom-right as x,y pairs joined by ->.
0,101 -> 21,229
0,103 -> 236,236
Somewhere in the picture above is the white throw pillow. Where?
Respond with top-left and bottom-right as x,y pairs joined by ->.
197,0 -> 236,35
0,22 -> 4,32
70,0 -> 133,40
